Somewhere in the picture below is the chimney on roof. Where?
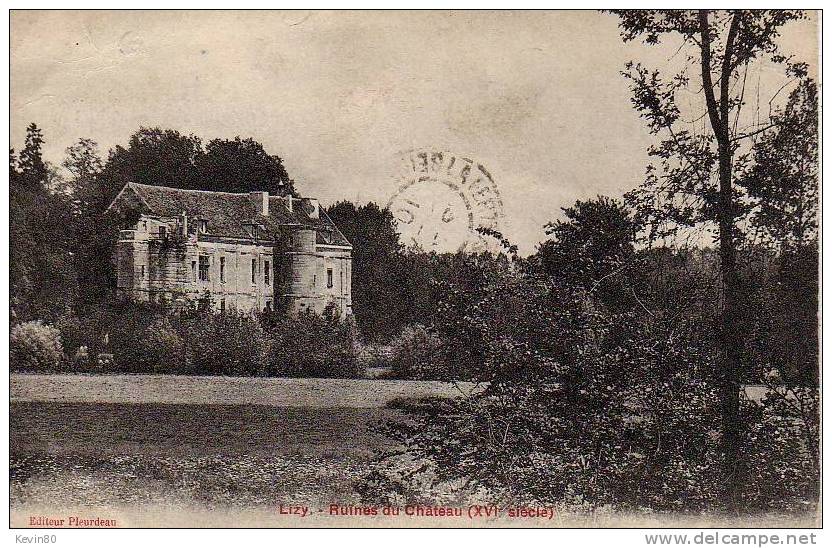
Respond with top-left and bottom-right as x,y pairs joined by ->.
250,191 -> 269,216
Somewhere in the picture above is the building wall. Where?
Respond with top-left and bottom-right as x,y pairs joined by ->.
117,214 -> 351,317
187,239 -> 276,312
312,246 -> 352,316
276,227 -> 352,318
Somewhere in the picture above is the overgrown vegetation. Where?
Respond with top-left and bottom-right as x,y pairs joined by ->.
387,325 -> 445,380
264,309 -> 362,378
10,321 -> 64,372
18,301 -> 360,378
356,9 -> 819,515
359,196 -> 818,513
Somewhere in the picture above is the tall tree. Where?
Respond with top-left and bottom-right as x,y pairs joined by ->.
197,137 -> 295,196
10,124 -> 79,321
16,123 -> 47,188
325,201 -> 408,342
741,79 -> 818,249
610,9 -> 807,508
63,138 -> 105,214
741,78 -> 819,389
101,127 -> 204,201
9,147 -> 28,318
61,138 -> 122,305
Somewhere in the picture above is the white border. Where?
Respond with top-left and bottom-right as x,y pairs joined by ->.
3,5 -> 826,548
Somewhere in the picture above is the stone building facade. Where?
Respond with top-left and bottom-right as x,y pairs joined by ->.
106,183 -> 352,317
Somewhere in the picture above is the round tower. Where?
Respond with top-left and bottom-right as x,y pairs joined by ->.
278,226 -> 318,315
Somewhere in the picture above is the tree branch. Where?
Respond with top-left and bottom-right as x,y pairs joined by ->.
730,122 -> 780,142
720,14 -> 741,139
698,10 -> 723,140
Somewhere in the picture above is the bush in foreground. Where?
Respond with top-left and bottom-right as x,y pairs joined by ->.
112,316 -> 185,374
266,310 -> 361,378
388,324 -> 446,380
176,309 -> 269,376
10,320 -> 64,372
361,265 -> 819,514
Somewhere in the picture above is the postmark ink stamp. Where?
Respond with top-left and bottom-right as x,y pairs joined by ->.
386,149 -> 504,251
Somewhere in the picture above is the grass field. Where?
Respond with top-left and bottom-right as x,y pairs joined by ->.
11,374 -> 454,525
9,374 -> 818,528
11,373 -> 478,406
11,402 -> 394,511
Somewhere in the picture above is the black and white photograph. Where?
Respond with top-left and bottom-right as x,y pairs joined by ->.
7,7 -> 822,535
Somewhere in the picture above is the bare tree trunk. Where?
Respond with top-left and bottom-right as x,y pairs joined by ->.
699,9 -> 743,511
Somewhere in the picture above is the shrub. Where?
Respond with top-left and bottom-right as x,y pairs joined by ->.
388,324 -> 446,379
145,318 -> 185,373
177,310 -> 268,376
741,387 -> 820,512
362,273 -> 727,512
53,313 -> 93,370
106,302 -> 175,373
10,320 -> 64,372
113,316 -> 185,373
266,311 -> 361,378
354,341 -> 394,371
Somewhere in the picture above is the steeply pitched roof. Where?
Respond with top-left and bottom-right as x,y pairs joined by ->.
109,182 -> 351,247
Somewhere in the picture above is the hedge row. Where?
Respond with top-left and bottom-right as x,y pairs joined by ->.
10,302 -> 362,378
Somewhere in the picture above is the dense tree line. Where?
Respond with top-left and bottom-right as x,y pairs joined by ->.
359,192 -> 817,513
10,125 -> 79,323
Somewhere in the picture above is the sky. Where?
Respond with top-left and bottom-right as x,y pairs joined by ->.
10,10 -> 819,254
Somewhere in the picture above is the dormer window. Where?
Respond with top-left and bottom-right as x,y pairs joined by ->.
199,220 -> 208,234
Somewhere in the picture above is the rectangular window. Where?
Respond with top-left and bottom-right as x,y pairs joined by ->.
191,260 -> 197,282
199,220 -> 208,234
220,257 -> 225,283
327,268 -> 333,289
265,299 -> 272,313
251,258 -> 257,284
140,265 -> 145,279
159,226 -> 166,238
264,260 -> 270,285
220,299 -> 226,313
199,255 -> 210,282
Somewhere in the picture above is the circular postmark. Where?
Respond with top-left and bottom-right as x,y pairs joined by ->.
386,149 -> 504,252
